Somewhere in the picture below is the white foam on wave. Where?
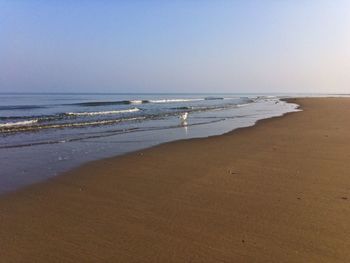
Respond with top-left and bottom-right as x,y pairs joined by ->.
149,99 -> 203,103
0,119 -> 38,128
129,100 -> 143,104
66,107 -> 140,116
1,116 -> 146,133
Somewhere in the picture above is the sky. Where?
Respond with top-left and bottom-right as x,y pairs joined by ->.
0,0 -> 350,94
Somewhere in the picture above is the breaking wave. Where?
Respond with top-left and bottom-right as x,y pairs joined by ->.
73,100 -> 149,107
0,96 -> 257,134
66,107 -> 140,116
149,98 -> 203,103
0,117 -> 146,133
0,119 -> 38,128
72,98 -> 212,107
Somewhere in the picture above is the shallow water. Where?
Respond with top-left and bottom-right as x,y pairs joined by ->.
0,93 -> 299,193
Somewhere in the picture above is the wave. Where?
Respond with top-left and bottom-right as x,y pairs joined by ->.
129,100 -> 145,104
0,105 -> 45,111
170,106 -> 192,110
0,119 -> 38,128
0,117 -> 146,133
1,97 -> 251,114
73,100 -> 149,107
74,98 -> 206,106
66,108 -> 140,116
73,97 -> 251,107
0,98 -> 255,122
0,108 -> 141,123
204,97 -> 224,100
0,97 -> 257,134
0,113 -> 65,122
149,98 -> 203,103
0,118 -> 226,149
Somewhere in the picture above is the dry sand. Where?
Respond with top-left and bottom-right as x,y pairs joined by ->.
0,98 -> 349,262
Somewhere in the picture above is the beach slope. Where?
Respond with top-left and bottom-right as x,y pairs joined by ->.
0,98 -> 349,262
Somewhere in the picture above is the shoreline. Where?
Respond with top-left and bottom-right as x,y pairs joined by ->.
1,98 -> 350,262
0,97 -> 299,196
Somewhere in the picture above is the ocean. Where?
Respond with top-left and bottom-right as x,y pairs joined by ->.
0,93 -> 299,193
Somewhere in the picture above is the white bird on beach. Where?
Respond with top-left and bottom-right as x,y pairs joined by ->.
179,112 -> 188,122
179,112 -> 188,127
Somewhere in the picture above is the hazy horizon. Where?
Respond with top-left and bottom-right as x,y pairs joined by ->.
1,1 -> 350,94
0,91 -> 345,95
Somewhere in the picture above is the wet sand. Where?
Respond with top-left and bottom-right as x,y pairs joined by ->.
0,98 -> 349,262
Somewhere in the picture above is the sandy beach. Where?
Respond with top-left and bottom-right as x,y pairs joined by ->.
0,98 -> 349,262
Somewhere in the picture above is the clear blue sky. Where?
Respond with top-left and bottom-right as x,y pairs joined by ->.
1,0 -> 349,93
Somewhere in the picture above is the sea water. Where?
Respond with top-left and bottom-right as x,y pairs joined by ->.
0,93 -> 299,193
